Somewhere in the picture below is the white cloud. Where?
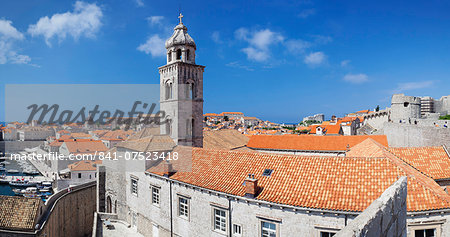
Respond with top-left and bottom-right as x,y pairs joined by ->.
226,61 -> 254,71
285,39 -> 310,54
304,51 -> 326,66
147,16 -> 164,26
28,1 -> 103,46
340,60 -> 350,67
234,28 -> 249,41
298,9 -> 315,18
211,31 -> 222,44
0,20 -> 24,40
249,29 -> 284,50
242,47 -> 270,61
235,28 -> 284,62
395,81 -> 434,92
343,73 -> 369,84
137,34 -> 166,57
0,19 -> 32,65
135,0 -> 145,7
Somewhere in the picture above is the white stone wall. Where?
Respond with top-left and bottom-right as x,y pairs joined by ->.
383,122 -> 450,147
391,94 -> 422,122
335,177 -> 407,237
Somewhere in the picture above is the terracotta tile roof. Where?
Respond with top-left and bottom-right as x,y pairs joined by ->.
117,134 -> 176,152
204,113 -> 220,116
49,140 -> 64,147
247,135 -> 388,151
0,196 -> 42,231
59,134 -> 73,140
64,140 -> 108,154
309,124 -> 342,135
347,139 -> 450,211
203,129 -> 249,150
388,147 -> 450,180
69,160 -> 102,171
221,112 -> 244,116
356,109 -> 371,114
149,146 -> 450,212
57,130 -> 70,134
242,117 -> 259,120
127,127 -> 160,140
70,132 -> 92,138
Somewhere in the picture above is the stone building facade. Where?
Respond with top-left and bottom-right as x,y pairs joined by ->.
159,14 -> 204,148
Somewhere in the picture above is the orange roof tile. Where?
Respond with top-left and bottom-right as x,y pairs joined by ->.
389,147 -> 450,180
70,132 -> 92,138
64,140 -> 108,154
0,196 -> 42,231
59,134 -> 73,140
68,160 -> 102,171
150,146 -> 450,212
247,135 -> 388,151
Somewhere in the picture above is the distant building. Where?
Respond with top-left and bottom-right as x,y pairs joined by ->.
302,114 -> 324,123
420,96 -> 435,117
420,95 -> 450,117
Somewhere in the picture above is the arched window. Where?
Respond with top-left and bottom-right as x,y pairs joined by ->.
187,118 -> 194,136
166,119 -> 172,136
168,52 -> 172,62
176,49 -> 181,60
107,196 -> 112,213
186,83 -> 194,99
165,82 -> 172,100
186,49 -> 190,61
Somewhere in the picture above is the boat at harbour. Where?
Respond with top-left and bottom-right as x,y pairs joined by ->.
9,180 -> 39,187
23,170 -> 40,175
7,169 -> 19,173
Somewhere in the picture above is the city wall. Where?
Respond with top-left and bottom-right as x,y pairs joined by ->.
335,177 -> 407,237
383,122 -> 450,147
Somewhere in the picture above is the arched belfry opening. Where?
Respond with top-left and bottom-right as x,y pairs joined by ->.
176,49 -> 182,60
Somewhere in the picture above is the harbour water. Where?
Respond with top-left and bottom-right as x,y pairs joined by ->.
0,157 -> 43,196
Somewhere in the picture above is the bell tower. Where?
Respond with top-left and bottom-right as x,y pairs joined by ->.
159,14 -> 204,147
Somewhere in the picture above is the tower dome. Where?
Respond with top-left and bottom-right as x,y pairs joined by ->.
165,14 -> 196,49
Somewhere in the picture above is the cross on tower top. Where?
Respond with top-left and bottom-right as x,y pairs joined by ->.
178,13 -> 184,24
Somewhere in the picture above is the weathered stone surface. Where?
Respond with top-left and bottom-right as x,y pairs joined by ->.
335,177 -> 407,237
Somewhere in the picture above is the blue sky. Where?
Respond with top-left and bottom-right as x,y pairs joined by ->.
1,0 -> 450,123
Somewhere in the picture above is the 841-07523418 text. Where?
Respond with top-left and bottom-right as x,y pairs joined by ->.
96,151 -> 179,161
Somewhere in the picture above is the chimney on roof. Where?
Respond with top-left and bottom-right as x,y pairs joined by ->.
245,174 -> 258,198
162,162 -> 173,177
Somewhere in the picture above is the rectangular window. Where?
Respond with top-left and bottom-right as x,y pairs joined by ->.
261,221 -> 276,237
131,177 -> 138,196
78,173 -> 81,179
213,208 -> 227,232
415,229 -> 436,237
179,196 -> 189,218
233,224 -> 242,236
321,232 -> 336,237
152,186 -> 160,205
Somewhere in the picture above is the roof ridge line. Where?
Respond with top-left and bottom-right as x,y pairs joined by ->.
384,148 -> 434,179
383,149 -> 450,204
